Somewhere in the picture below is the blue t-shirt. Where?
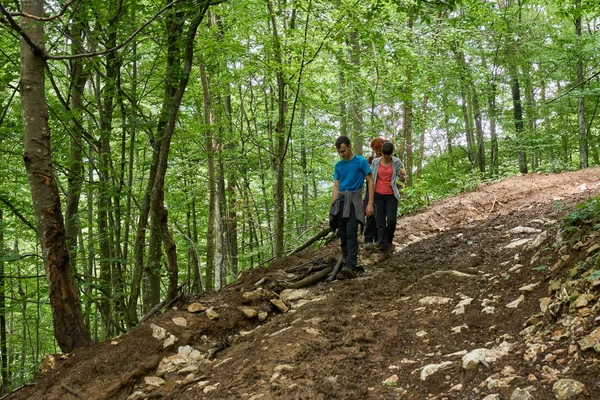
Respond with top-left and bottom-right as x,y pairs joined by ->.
333,155 -> 371,192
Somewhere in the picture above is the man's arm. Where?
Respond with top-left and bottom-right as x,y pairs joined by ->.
365,173 -> 374,216
332,180 -> 340,203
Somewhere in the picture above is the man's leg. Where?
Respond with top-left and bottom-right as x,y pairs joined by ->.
337,209 -> 348,263
345,204 -> 359,270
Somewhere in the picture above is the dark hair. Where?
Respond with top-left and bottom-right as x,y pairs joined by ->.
335,135 -> 351,149
382,141 -> 394,155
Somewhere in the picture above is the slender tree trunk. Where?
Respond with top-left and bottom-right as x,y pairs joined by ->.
19,0 -> 89,352
348,31 -> 363,155
0,210 -> 7,392
509,64 -> 528,173
472,88 -> 485,173
575,2 -> 588,168
487,79 -> 499,175
64,9 -> 87,270
199,64 -> 216,290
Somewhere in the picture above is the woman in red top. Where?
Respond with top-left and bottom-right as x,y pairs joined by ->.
370,141 -> 406,258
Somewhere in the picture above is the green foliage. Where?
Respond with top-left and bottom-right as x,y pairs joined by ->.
562,195 -> 600,229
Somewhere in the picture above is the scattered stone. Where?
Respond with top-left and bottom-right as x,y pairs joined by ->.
274,364 -> 295,372
127,391 -> 145,400
506,295 -> 525,309
172,317 -> 187,327
451,325 -> 468,334
526,230 -> 548,250
151,324 -> 168,340
303,327 -> 320,336
203,383 -> 220,393
504,238 -> 533,249
509,264 -> 524,272
462,342 -> 513,370
510,226 -> 541,234
258,311 -> 268,321
418,296 -> 453,306
382,374 -> 399,386
486,375 -> 519,390
482,306 -> 495,314
444,350 -> 468,358
482,395 -> 502,400
187,302 -> 207,313
510,386 -> 535,400
420,361 -> 453,381
280,288 -> 311,303
144,376 -> 166,387
416,331 -> 428,338
270,299 -> 289,313
204,307 -> 219,320
578,327 -> 600,351
540,297 -> 552,313
452,297 -> 473,315
449,383 -> 462,391
586,244 -> 600,255
540,365 -> 560,382
572,293 -> 595,309
552,378 -> 584,400
519,282 -> 540,292
524,343 -> 547,362
243,288 -> 275,303
239,307 -> 258,319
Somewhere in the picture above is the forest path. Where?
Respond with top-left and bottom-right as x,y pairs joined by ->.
7,167 -> 600,400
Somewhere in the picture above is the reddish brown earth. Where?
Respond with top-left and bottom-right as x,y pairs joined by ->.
6,168 -> 600,400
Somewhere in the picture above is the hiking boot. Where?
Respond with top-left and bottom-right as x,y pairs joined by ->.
339,267 -> 357,280
378,248 -> 391,261
355,265 -> 365,273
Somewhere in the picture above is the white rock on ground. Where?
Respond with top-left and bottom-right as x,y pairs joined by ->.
418,296 -> 453,305
420,361 -> 453,381
552,378 -> 585,400
462,342 -> 513,370
506,295 -> 525,309
510,386 -> 535,400
578,327 -> 600,351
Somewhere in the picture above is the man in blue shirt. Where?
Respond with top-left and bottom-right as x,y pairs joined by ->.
331,136 -> 374,278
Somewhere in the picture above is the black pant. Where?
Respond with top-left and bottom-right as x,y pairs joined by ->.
337,203 -> 359,269
364,215 -> 378,243
374,193 -> 398,252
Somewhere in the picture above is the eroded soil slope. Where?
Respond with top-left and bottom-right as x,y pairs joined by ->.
7,167 -> 600,400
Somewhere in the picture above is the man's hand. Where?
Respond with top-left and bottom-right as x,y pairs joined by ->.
366,203 -> 374,216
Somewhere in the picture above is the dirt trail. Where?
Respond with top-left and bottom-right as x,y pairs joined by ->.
7,167 -> 600,400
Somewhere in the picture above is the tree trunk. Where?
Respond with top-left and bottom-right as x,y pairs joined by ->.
19,0 -> 89,352
64,8 -> 87,270
509,64 -> 528,173
348,31 -> 363,155
575,2 -> 588,168
472,88 -> 485,173
199,63 -> 216,290
0,210 -> 8,392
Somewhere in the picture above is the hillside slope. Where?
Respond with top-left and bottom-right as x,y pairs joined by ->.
6,168 -> 600,400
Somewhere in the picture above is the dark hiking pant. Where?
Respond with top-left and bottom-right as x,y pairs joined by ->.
364,215 -> 378,243
337,203 -> 359,270
374,193 -> 398,253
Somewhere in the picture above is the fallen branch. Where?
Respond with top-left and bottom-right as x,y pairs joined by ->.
0,383 -> 36,400
62,385 -> 82,397
287,227 -> 331,256
286,266 -> 334,289
325,254 -> 344,282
